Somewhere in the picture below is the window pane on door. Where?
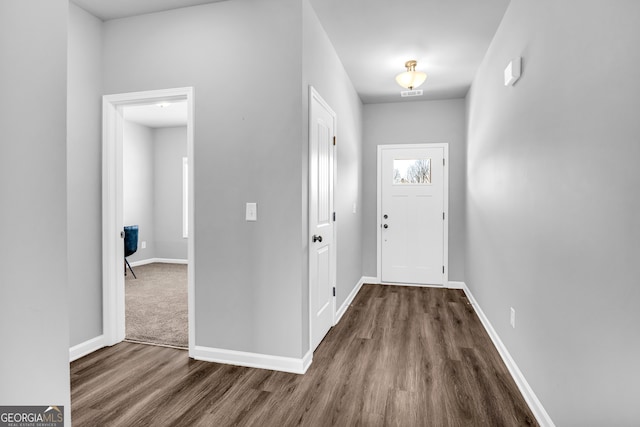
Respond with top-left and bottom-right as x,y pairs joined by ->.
393,159 -> 431,184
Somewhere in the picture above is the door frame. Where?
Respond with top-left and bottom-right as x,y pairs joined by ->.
102,87 -> 195,356
376,143 -> 449,286
308,86 -> 337,354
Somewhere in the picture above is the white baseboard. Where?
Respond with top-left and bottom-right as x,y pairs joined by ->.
130,258 -> 188,267
69,335 -> 106,362
335,276 -> 365,324
380,282 -> 445,288
447,280 -> 466,289
362,276 -> 379,284
460,282 -> 555,427
192,346 -> 312,374
364,276 -> 451,288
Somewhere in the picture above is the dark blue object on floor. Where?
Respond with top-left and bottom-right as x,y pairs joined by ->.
124,225 -> 138,278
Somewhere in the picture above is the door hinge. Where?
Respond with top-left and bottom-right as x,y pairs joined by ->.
442,266 -> 445,274
333,212 -> 336,222
443,212 -> 445,220
443,158 -> 445,166
333,136 -> 336,146
333,287 -> 336,297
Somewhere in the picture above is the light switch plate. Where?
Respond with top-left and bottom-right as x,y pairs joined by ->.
246,202 -> 257,221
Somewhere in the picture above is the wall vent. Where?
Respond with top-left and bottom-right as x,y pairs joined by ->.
400,89 -> 423,97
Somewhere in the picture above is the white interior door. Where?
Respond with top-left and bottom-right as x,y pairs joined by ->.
380,145 -> 446,285
309,87 -> 336,351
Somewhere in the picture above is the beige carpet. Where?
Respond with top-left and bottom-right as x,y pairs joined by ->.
125,263 -> 188,348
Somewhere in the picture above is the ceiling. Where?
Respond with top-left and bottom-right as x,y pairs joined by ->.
308,0 -> 510,103
72,0 -> 510,104
72,0 -> 228,21
124,101 -> 188,128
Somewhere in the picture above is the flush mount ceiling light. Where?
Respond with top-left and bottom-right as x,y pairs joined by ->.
395,60 -> 427,90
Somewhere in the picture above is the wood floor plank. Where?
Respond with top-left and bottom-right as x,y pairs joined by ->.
71,284 -> 539,426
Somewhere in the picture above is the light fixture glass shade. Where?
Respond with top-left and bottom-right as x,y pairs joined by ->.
395,60 -> 427,90
395,71 -> 427,90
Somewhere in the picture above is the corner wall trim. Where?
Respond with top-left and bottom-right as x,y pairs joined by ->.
192,346 -> 312,375
130,258 -> 188,267
335,276 -> 366,324
460,282 -> 555,427
69,335 -> 106,362
301,349 -> 313,373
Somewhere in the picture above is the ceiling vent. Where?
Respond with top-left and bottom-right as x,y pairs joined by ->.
401,89 -> 423,97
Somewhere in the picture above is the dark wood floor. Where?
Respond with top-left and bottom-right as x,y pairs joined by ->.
71,285 -> 538,426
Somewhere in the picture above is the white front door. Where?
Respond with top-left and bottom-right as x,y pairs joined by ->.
380,145 -> 447,285
309,87 -> 336,351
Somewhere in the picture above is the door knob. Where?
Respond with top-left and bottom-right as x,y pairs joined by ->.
383,224 -> 388,229
312,235 -> 323,243
120,231 -> 125,238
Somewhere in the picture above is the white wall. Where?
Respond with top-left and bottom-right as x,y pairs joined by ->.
466,0 -> 640,424
66,0 -> 364,364
303,0 -> 364,320
123,124 -> 188,262
154,127 -> 188,260
67,2 -> 103,348
123,123 -> 187,262
123,121 -> 156,262
362,99 -> 467,281
0,0 -> 71,423
103,0 -> 305,358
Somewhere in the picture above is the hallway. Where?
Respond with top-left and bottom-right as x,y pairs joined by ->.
71,285 -> 536,426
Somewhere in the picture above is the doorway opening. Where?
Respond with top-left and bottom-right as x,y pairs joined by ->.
122,101 -> 188,348
102,87 -> 195,356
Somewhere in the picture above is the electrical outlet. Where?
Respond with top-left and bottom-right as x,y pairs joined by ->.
510,307 -> 516,328
246,202 -> 257,221
141,241 -> 146,249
